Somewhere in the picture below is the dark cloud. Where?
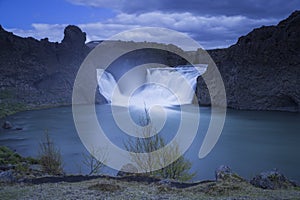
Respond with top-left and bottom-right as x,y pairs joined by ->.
70,0 -> 300,19
13,0 -> 300,49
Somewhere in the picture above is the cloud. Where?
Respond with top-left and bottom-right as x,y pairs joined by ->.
9,24 -> 67,42
67,0 -> 300,19
8,11 -> 278,50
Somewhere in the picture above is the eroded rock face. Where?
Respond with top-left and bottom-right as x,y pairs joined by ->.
62,25 -> 86,48
198,11 -> 300,112
0,25 -> 92,108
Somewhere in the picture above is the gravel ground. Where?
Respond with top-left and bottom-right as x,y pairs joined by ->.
1,177 -> 300,200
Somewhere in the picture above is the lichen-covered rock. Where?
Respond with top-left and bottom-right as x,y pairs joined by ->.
215,165 -> 232,181
250,169 -> 297,189
215,165 -> 245,182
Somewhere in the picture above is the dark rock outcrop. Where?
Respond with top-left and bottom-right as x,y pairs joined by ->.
0,26 -> 188,110
0,25 -> 91,108
198,10 -> 300,112
250,169 -> 297,189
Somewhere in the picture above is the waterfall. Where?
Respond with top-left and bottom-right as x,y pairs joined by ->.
97,65 -> 206,107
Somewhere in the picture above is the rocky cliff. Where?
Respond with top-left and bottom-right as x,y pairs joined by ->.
0,25 -> 90,112
0,11 -> 299,114
0,26 -> 187,116
198,10 -> 300,112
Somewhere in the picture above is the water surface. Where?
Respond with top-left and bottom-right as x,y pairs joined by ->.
0,105 -> 299,181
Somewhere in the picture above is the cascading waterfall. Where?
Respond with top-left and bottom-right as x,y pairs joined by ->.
97,65 -> 206,107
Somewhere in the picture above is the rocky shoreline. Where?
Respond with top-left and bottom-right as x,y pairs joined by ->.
0,145 -> 299,199
1,167 -> 300,199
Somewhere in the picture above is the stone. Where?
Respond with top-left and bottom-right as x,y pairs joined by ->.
250,169 -> 297,189
215,165 -> 232,181
215,165 -> 245,182
2,121 -> 12,129
0,170 -> 15,183
29,164 -> 43,172
117,163 -> 138,176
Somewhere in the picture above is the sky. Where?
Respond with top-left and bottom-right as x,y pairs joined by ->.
0,0 -> 299,50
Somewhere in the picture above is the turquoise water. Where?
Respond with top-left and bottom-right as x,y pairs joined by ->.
0,105 -> 299,181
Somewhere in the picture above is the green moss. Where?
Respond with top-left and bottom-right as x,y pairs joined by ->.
0,102 -> 27,118
294,186 -> 300,191
0,88 -> 16,99
0,146 -> 23,165
0,146 -> 39,171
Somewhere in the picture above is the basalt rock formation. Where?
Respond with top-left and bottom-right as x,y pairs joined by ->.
0,11 -> 299,113
0,25 -> 90,108
198,11 -> 300,112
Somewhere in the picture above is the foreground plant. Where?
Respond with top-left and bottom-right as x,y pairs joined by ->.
82,146 -> 107,175
39,130 -> 63,175
124,106 -> 195,181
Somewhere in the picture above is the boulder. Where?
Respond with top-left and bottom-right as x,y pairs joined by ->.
250,169 -> 297,189
215,165 -> 244,182
0,170 -> 15,183
117,163 -> 138,176
215,165 -> 232,181
2,121 -> 12,129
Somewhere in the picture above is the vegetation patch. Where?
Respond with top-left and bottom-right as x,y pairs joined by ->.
38,130 -> 63,175
0,146 -> 38,166
88,183 -> 122,192
0,102 -> 27,119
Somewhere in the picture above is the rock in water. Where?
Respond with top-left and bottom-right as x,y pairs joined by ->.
2,121 -> 12,129
250,169 -> 297,189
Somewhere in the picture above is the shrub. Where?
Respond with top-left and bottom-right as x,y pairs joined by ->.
124,106 -> 195,181
39,130 -> 63,175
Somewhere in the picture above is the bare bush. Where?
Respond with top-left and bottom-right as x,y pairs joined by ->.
124,106 -> 195,181
39,130 -> 63,175
82,146 -> 107,175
